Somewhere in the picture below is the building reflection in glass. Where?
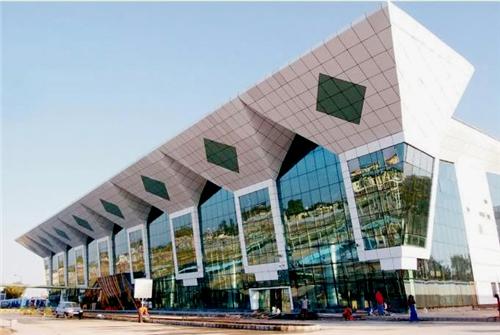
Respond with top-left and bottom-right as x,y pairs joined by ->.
67,249 -> 76,286
239,188 -> 279,266
75,248 -> 85,285
57,254 -> 65,286
347,143 -> 434,249
113,229 -> 130,274
277,139 -> 406,310
199,185 -> 244,308
172,213 -> 197,274
98,240 -> 110,276
88,240 -> 99,286
129,229 -> 145,278
149,213 -> 174,279
406,161 -> 475,307
51,256 -> 59,286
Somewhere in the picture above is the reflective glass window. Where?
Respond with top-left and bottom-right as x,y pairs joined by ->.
129,229 -> 146,278
239,188 -> 279,266
57,254 -> 65,285
67,249 -> 76,286
51,256 -> 59,286
199,187 -> 244,308
172,213 -> 197,274
348,143 -> 434,249
409,161 -> 475,307
75,248 -> 85,285
87,240 -> 99,286
149,213 -> 174,279
113,229 -> 130,274
98,240 -> 110,276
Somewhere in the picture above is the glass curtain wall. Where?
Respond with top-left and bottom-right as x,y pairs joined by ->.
277,140 -> 406,310
113,229 -> 130,274
75,248 -> 85,286
199,186 -> 245,309
51,256 -> 59,286
347,143 -> 434,249
57,254 -> 65,286
98,240 -> 110,276
44,258 -> 50,285
149,213 -> 176,309
129,229 -> 146,278
239,189 -> 279,265
67,249 -> 76,286
172,213 -> 197,274
405,161 -> 475,307
149,214 -> 173,278
88,240 -> 99,286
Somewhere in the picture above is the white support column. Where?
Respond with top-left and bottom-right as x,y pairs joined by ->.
169,207 -> 204,286
233,179 -> 288,282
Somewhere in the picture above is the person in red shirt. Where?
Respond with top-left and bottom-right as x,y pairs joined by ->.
375,290 -> 385,316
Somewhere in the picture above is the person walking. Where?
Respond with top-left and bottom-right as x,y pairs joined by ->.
300,296 -> 309,319
375,290 -> 385,316
407,295 -> 418,322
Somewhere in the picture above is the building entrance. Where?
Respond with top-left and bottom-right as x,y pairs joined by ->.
249,286 -> 293,313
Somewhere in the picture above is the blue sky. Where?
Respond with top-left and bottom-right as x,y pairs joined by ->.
2,2 -> 499,286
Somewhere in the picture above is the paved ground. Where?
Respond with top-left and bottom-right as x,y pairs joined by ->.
1,313 -> 499,335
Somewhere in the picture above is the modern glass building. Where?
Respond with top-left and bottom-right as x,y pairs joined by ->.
17,3 -> 500,312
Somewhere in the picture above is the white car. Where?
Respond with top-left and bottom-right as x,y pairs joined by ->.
55,301 -> 83,319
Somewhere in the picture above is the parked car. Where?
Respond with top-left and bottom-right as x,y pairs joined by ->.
55,301 -> 83,319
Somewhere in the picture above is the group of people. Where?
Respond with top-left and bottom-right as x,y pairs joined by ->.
341,290 -> 418,322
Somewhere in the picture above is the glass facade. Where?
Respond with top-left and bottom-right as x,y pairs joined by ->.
98,239 -> 110,276
278,142 -> 406,310
487,173 -> 500,244
129,228 -> 146,278
67,249 -> 76,286
57,253 -> 65,286
348,143 -> 434,249
172,213 -> 197,274
149,213 -> 174,279
51,256 -> 59,286
37,143 -> 482,311
406,161 -> 475,307
113,229 -> 130,274
199,187 -> 244,309
88,240 -> 99,286
239,188 -> 279,266
75,248 -> 85,285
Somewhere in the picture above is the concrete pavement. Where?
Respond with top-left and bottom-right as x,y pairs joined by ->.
1,312 -> 500,335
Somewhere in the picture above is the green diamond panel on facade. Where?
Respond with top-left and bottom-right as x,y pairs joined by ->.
204,138 -> 239,173
100,199 -> 125,219
73,215 -> 94,231
141,175 -> 169,200
54,228 -> 70,240
316,73 -> 366,124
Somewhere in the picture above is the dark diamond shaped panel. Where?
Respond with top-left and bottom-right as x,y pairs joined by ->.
73,215 -> 94,231
141,175 -> 169,200
100,199 -> 125,219
204,138 -> 239,173
54,228 -> 70,240
316,73 -> 366,124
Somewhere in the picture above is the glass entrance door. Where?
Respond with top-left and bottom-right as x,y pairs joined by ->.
250,286 -> 293,313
